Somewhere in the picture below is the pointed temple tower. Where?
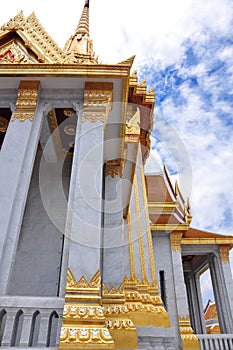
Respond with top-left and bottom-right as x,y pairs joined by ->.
0,2 -> 233,349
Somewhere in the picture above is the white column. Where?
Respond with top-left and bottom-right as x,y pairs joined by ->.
0,84 -> 44,294
103,174 -> 124,290
37,312 -> 50,347
66,117 -> 105,283
209,253 -> 233,333
185,272 -> 206,333
219,246 -> 233,319
1,310 -> 15,346
170,238 -> 190,318
19,312 -> 32,346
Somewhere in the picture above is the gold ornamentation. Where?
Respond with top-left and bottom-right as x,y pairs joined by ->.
219,245 -> 230,264
26,12 -> 64,63
48,109 -> 68,157
82,82 -> 113,124
66,268 -> 100,293
133,173 -> 148,284
77,276 -> 89,288
127,208 -> 137,281
139,161 -> 158,288
11,81 -> 40,122
117,55 -> 135,66
0,11 -> 64,64
0,11 -> 25,31
62,268 -> 171,348
0,117 -> 9,132
124,282 -> 170,328
64,124 -> 76,135
128,73 -> 155,163
106,319 -> 135,330
152,224 -> 190,231
90,269 -> 101,288
181,237 -> 233,245
179,316 -> 200,349
62,305 -> 105,320
105,158 -> 126,178
66,268 -> 78,289
0,42 -> 31,64
63,108 -> 76,117
170,232 -> 183,252
60,268 -> 114,349
60,327 -> 114,346
125,106 -> 141,143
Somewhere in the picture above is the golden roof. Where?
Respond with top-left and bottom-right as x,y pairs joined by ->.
146,164 -> 191,227
0,11 -> 63,63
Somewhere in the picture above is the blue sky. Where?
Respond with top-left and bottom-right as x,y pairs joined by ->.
1,0 -> 233,306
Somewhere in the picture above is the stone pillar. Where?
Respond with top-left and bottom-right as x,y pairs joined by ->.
59,82 -> 115,349
19,312 -> 33,346
219,245 -> 233,319
208,252 -> 233,333
1,310 -> 15,346
65,82 -> 113,284
37,312 -> 50,347
0,81 -> 43,294
185,272 -> 206,334
170,232 -> 190,318
170,232 -> 200,349
103,174 -> 124,290
194,273 -> 207,333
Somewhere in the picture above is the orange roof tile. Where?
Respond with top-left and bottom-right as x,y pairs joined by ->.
184,228 -> 231,239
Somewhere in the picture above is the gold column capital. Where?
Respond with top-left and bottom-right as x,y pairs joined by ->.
11,80 -> 40,122
219,244 -> 231,264
82,82 -> 113,125
170,231 -> 183,252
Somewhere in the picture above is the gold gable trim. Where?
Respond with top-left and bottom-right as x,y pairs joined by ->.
0,11 -> 63,64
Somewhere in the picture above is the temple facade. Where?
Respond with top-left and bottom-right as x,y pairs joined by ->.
0,2 -> 233,349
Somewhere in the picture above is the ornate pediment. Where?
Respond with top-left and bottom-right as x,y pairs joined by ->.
0,11 -> 64,64
0,41 -> 32,64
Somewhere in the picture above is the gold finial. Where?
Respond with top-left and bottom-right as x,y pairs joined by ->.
140,78 -> 147,85
63,0 -> 97,63
149,86 -> 155,93
75,0 -> 90,36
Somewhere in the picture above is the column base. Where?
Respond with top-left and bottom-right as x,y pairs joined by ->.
103,287 -> 138,349
125,281 -> 170,328
59,269 -> 114,349
179,317 -> 200,350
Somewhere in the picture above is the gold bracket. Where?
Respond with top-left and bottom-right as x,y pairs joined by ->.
11,81 -> 40,122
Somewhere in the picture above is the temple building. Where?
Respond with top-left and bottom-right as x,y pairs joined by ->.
0,1 -> 233,349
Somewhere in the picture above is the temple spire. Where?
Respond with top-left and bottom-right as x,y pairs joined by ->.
63,0 -> 97,63
75,0 -> 89,36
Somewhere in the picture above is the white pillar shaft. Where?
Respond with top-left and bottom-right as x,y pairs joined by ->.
66,118 -> 105,283
171,250 -> 189,318
0,101 -> 44,294
103,175 -> 124,289
221,262 -> 233,319
209,254 -> 233,333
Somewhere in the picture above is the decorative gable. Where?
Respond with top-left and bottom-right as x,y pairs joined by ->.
0,11 -> 64,64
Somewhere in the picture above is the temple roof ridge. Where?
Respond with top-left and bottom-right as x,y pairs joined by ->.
184,227 -> 232,239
